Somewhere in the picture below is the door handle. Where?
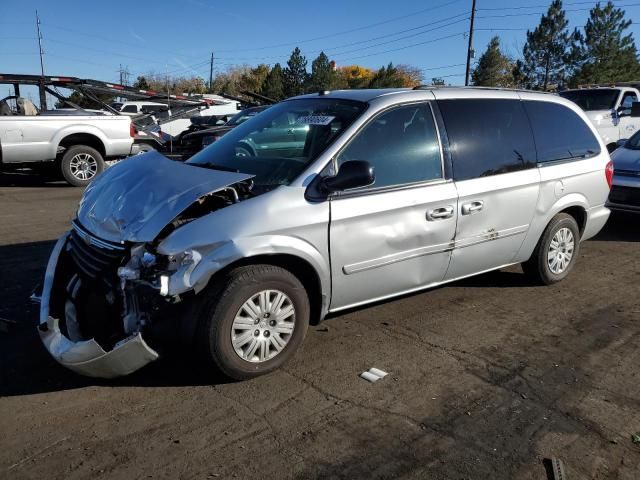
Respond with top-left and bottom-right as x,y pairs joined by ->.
426,205 -> 454,221
461,201 -> 484,215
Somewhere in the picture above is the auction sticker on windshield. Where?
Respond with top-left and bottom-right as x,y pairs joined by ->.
296,115 -> 335,125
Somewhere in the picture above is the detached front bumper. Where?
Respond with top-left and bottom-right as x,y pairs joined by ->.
37,233 -> 159,379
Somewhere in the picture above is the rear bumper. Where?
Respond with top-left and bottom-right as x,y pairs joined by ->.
582,204 -> 611,241
37,233 -> 159,378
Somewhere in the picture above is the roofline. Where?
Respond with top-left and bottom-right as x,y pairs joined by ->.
412,85 -> 552,95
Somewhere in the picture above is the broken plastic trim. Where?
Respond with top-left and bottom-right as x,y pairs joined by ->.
38,232 -> 159,379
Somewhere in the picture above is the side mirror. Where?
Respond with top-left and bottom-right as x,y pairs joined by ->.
321,160 -> 375,193
631,101 -> 640,118
617,138 -> 628,148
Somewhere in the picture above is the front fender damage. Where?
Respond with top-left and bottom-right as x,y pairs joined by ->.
37,232 -> 159,379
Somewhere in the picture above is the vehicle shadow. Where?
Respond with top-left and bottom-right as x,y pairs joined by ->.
592,211 -> 639,242
0,210 -> 636,396
0,169 -> 70,188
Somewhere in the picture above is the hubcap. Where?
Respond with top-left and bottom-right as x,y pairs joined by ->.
548,227 -> 575,274
231,290 -> 295,363
69,153 -> 98,181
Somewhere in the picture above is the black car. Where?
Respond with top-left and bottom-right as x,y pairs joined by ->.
180,106 -> 270,154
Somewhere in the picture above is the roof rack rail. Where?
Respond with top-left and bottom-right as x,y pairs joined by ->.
412,85 -> 550,94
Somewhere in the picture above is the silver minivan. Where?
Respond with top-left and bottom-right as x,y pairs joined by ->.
37,87 -> 612,380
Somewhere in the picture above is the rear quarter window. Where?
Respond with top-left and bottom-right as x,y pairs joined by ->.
438,99 -> 536,181
523,101 -> 601,163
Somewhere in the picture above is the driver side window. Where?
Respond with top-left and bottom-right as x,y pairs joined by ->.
336,103 -> 442,190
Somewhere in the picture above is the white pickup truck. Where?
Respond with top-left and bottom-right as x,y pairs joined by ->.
559,86 -> 640,152
0,97 -> 135,186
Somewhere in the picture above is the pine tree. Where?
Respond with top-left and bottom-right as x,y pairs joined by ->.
283,47 -> 308,98
472,37 -> 515,87
133,76 -> 150,90
368,63 -> 404,88
261,63 -> 285,101
571,1 -> 640,85
521,0 -> 577,90
308,52 -> 336,92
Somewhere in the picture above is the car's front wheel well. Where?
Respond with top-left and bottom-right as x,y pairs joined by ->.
206,254 -> 324,326
559,205 -> 586,237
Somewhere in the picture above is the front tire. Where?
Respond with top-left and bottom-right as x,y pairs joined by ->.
60,145 -> 104,187
522,213 -> 580,285
198,265 -> 309,380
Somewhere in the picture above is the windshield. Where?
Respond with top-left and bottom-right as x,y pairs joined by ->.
227,107 -> 267,126
559,89 -> 619,111
187,98 -> 366,188
625,129 -> 640,149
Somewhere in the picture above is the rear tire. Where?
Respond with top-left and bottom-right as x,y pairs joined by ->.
60,145 -> 104,187
522,213 -> 580,285
197,265 -> 309,380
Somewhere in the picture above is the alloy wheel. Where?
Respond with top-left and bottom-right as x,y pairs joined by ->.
231,290 -> 295,363
69,153 -> 98,181
547,227 -> 575,274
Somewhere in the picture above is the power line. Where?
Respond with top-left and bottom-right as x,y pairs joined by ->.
476,3 -> 640,19
340,31 -> 466,63
329,17 -> 469,58
213,0 -> 467,53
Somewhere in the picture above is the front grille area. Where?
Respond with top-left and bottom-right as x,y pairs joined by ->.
68,223 -> 127,281
609,185 -> 640,207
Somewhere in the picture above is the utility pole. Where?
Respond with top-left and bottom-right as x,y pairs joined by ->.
36,10 -> 47,109
209,52 -> 214,92
464,0 -> 477,87
118,64 -> 130,86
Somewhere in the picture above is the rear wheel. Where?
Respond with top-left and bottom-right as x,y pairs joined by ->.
522,213 -> 580,285
60,145 -> 104,187
198,265 -> 309,380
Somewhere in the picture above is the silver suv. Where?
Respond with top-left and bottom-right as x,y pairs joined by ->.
38,87 -> 612,380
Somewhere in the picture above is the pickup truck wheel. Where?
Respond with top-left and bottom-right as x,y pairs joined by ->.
198,265 -> 309,380
522,213 -> 580,285
60,145 -> 104,187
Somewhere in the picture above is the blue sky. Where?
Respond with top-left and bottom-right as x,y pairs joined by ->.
2,0 -> 640,90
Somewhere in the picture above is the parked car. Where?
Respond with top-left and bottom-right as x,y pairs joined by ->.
118,101 -> 169,116
179,106 -> 269,154
0,97 -> 136,186
607,130 -> 640,213
559,86 -> 640,152
37,88 -> 612,380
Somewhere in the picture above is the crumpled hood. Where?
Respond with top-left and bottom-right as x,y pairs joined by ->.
77,152 -> 253,243
611,146 -> 640,172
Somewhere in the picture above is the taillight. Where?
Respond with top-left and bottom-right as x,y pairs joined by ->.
130,122 -> 136,138
605,160 -> 614,189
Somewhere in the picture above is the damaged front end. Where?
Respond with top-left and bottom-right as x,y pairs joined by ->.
38,228 -> 161,378
37,153 -> 256,378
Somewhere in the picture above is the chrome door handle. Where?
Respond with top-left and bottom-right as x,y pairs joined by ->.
461,201 -> 484,215
426,205 -> 454,221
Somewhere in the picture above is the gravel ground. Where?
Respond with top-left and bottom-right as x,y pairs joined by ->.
1,170 -> 639,480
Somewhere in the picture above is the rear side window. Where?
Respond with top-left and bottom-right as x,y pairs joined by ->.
121,105 -> 137,113
523,101 -> 601,162
438,99 -> 536,181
